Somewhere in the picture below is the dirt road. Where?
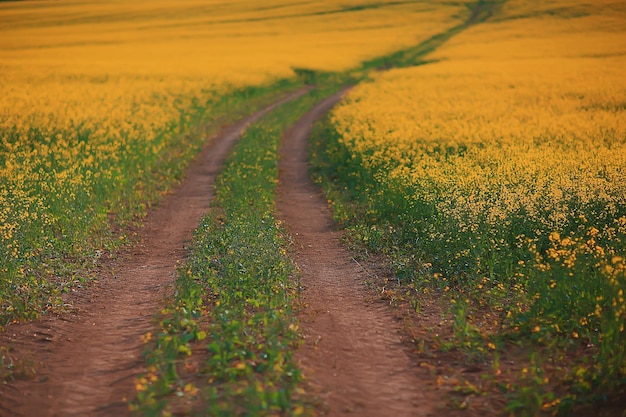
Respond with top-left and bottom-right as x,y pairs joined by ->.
0,88 -> 309,417
278,91 -> 438,417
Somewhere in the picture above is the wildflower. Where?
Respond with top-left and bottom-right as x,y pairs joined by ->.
135,377 -> 148,392
183,383 -> 199,396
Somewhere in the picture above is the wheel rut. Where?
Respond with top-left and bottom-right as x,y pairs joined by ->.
278,91 -> 438,417
0,87 -> 310,417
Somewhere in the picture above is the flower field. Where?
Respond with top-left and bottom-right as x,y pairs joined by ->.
3,0 -> 626,413
0,0 -> 465,325
318,0 -> 626,412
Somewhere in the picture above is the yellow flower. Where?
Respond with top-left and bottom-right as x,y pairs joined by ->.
183,383 -> 199,396
134,377 -> 148,392
141,332 -> 152,343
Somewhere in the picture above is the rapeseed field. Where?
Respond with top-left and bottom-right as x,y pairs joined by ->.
323,0 -> 626,412
0,0 -> 465,324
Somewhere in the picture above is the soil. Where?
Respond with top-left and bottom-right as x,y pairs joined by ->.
277,90 -> 442,417
0,88 -> 309,417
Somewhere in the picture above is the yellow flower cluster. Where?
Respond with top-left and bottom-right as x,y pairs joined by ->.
333,59 -> 626,232
330,0 -> 626,340
332,0 -> 626,248
0,74 -> 218,263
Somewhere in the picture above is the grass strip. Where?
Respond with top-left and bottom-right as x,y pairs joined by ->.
131,83 -> 343,416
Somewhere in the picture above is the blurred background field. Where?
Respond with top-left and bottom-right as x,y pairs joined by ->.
1,0 -> 465,80
0,0 -> 468,325
319,0 -> 626,413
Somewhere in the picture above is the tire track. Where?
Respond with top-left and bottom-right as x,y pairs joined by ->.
0,87 -> 310,417
278,91 -> 438,416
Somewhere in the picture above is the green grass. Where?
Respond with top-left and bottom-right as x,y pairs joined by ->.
130,83 -> 344,416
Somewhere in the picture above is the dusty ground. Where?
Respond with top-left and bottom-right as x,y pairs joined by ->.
0,88 -> 308,417
277,90 -> 444,417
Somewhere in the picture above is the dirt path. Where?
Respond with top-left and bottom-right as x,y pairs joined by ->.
278,91 -> 438,416
0,88 -> 309,417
